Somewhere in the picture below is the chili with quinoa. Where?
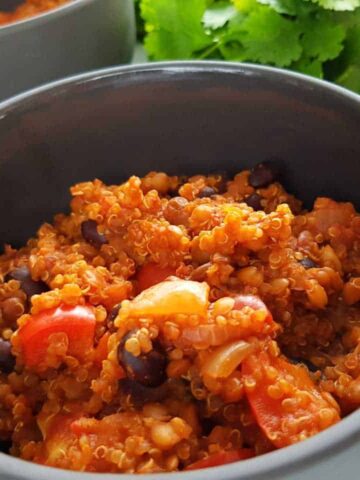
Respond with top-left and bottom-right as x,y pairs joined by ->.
0,0 -> 70,26
1,164 -> 359,472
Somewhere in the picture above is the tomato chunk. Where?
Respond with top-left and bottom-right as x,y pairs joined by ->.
18,304 -> 96,368
136,263 -> 177,292
35,413 -> 80,465
186,449 -> 255,470
243,351 -> 340,448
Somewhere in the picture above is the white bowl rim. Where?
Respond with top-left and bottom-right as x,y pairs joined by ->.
0,60 -> 359,480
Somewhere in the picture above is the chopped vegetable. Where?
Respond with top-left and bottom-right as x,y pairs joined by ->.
136,263 -> 177,292
180,294 -> 277,347
18,305 -> 96,368
242,351 -> 340,448
120,279 -> 209,319
139,0 -> 360,93
186,449 -> 255,470
233,294 -> 277,332
201,339 -> 253,378
233,294 -> 270,315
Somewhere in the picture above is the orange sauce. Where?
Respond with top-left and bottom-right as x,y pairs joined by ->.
0,0 -> 70,26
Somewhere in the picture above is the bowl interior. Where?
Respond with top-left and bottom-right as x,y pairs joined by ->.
0,62 -> 360,480
0,63 -> 359,247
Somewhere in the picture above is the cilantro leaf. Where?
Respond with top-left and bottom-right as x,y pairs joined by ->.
336,65 -> 360,90
333,25 -> 360,90
233,0 -> 258,13
203,2 -> 238,31
240,7 -> 302,66
311,0 -> 360,11
259,0 -> 318,14
139,0 -> 360,93
219,42 -> 247,60
292,57 -> 324,78
141,0 -> 211,59
301,13 -> 346,61
340,24 -> 360,64
257,0 -> 298,15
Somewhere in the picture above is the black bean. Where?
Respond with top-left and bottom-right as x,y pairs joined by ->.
299,257 -> 318,269
249,161 -> 277,188
198,186 -> 216,198
81,220 -> 108,249
5,266 -> 48,298
0,440 -> 12,454
118,331 -> 167,387
0,339 -> 16,374
244,193 -> 263,211
290,357 -> 318,373
214,171 -> 229,194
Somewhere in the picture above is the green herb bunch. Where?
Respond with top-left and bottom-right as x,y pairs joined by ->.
137,0 -> 360,92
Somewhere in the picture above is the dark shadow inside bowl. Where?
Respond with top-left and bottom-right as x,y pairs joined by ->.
0,63 -> 359,249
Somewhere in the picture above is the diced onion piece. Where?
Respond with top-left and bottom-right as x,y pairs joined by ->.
122,280 -> 209,318
201,340 -> 253,379
181,324 -> 229,347
233,294 -> 269,314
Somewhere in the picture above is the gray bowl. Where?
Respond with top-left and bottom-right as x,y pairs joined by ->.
0,62 -> 359,479
0,0 -> 135,101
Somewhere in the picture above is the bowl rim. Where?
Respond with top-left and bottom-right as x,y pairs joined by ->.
1,411 -> 359,480
0,0 -> 96,35
0,60 -> 360,113
0,60 -> 359,479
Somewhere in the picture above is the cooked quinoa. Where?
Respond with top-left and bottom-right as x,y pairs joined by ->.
0,164 -> 359,472
0,0 -> 70,26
